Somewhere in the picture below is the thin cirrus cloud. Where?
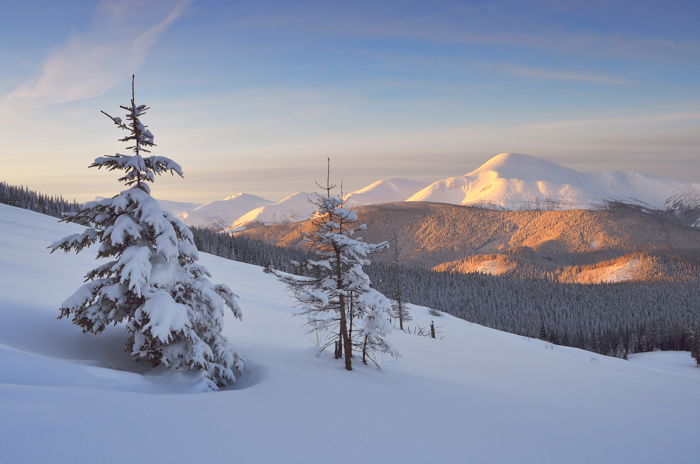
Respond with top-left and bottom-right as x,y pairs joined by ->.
501,65 -> 635,85
230,3 -> 700,61
518,112 -> 700,131
1,0 -> 191,110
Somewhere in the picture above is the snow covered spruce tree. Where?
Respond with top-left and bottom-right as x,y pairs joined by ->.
271,161 -> 398,370
50,76 -> 243,390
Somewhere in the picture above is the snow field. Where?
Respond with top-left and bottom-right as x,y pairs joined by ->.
1,204 -> 699,463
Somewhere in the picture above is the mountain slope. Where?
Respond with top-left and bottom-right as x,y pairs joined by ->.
1,203 -> 699,463
343,178 -> 428,207
407,152 -> 700,210
225,191 -> 316,231
237,201 -> 700,281
432,251 -> 700,283
177,193 -> 271,229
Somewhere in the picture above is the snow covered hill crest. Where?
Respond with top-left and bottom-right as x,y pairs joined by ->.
224,179 -> 430,232
225,191 -> 317,232
177,192 -> 271,229
407,153 -> 700,210
343,178 -> 429,207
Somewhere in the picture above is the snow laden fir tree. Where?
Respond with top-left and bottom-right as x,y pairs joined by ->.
51,77 -> 243,390
270,163 -> 398,370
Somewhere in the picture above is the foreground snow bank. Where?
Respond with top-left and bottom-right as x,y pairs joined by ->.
1,204 -> 699,463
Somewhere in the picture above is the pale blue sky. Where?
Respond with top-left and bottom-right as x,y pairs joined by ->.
1,0 -> 699,202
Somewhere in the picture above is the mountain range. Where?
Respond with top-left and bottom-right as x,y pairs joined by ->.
168,153 -> 700,231
407,152 -> 700,210
237,201 -> 700,284
175,193 -> 271,230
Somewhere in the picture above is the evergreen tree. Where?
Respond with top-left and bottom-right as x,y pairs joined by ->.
389,235 -> 411,331
50,76 -> 243,389
0,181 -> 80,218
271,160 -> 397,370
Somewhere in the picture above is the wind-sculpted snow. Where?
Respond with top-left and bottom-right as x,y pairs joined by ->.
1,204 -> 699,463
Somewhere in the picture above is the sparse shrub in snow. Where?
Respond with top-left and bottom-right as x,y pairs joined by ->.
50,76 -> 243,390
270,161 -> 398,370
690,325 -> 700,367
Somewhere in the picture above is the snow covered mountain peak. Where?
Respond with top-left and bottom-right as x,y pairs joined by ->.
473,152 -> 581,181
164,154 -> 700,230
343,178 -> 429,207
222,192 -> 248,201
407,153 -> 700,210
225,191 -> 317,232
177,193 -> 271,229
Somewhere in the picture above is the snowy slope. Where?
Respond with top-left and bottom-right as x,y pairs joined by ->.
225,191 -> 316,232
177,193 -> 271,229
343,178 -> 428,207
1,203 -> 699,463
407,152 -> 700,210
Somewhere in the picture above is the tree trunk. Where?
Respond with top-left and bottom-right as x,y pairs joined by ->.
333,240 -> 352,371
348,293 -> 354,346
362,334 -> 368,365
337,330 -> 343,359
339,294 -> 352,370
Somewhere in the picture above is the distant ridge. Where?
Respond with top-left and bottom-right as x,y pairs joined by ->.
225,192 -> 316,232
343,178 -> 428,207
173,153 -> 700,229
177,193 -> 271,229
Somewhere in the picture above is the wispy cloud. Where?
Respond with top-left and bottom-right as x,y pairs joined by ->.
225,4 -> 700,61
501,65 -> 635,85
2,0 -> 190,109
519,112 -> 700,131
